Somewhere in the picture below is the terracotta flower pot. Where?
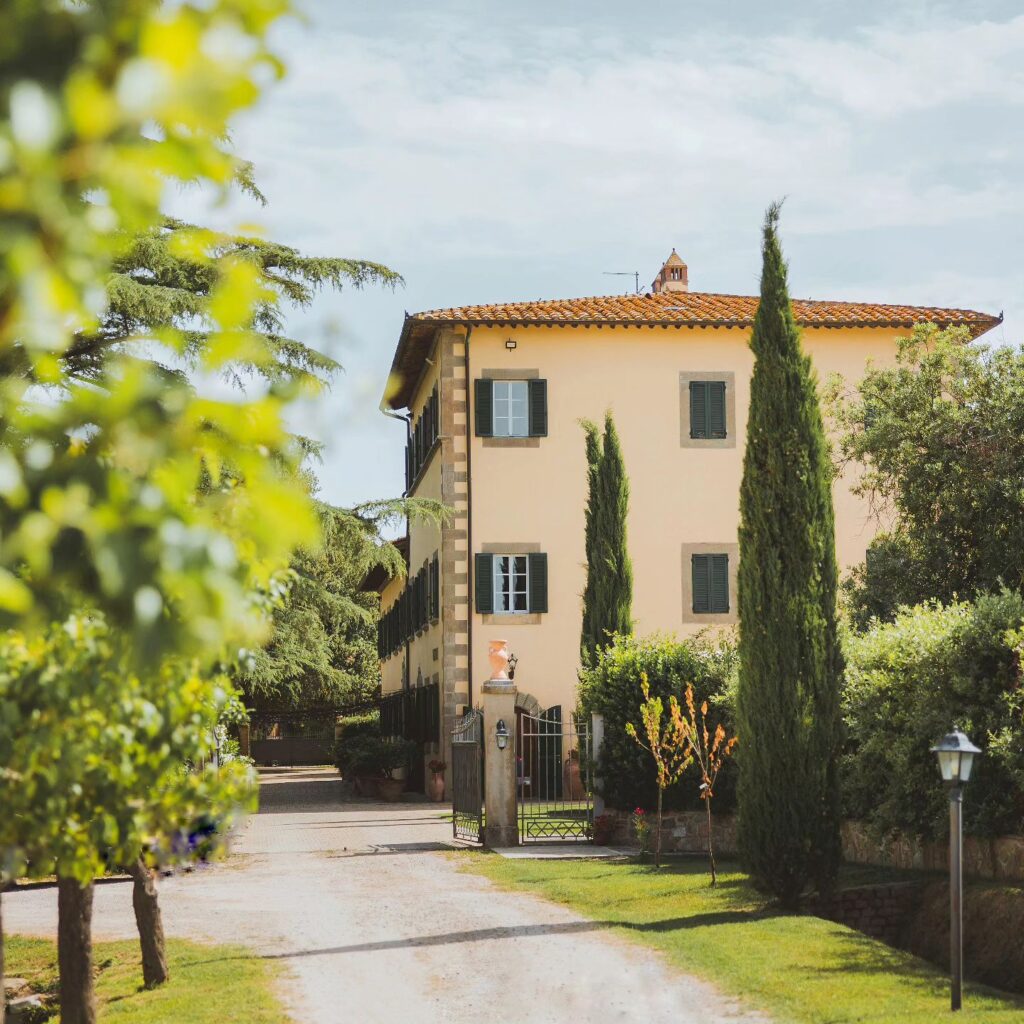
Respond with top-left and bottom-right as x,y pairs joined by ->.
562,756 -> 585,800
488,639 -> 509,680
377,778 -> 405,802
355,775 -> 380,799
428,771 -> 446,802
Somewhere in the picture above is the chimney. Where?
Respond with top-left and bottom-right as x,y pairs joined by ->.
651,249 -> 688,294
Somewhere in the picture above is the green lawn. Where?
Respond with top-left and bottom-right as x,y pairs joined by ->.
460,855 -> 1024,1023
5,936 -> 291,1024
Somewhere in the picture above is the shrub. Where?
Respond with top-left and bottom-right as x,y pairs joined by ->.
337,711 -> 380,741
842,590 -> 1024,841
335,733 -> 415,780
579,632 -> 737,813
333,711 -> 381,777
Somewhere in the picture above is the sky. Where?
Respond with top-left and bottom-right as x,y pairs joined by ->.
169,0 -> 1024,513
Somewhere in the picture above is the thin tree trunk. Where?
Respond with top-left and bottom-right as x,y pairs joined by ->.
128,857 -> 169,988
656,787 -> 663,868
706,799 -> 717,886
57,877 -> 96,1024
1,887 -> 6,1024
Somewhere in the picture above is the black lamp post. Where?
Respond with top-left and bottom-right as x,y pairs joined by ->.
931,728 -> 981,1012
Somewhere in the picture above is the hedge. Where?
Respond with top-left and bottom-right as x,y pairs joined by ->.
578,632 -> 737,813
841,590 -> 1024,841
333,712 -> 380,775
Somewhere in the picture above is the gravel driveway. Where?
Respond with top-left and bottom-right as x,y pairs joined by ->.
3,767 -> 767,1023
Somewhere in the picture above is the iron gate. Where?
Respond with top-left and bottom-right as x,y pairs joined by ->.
451,709 -> 484,844
517,707 -> 593,842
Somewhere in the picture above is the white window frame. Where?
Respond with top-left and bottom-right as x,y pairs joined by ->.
492,380 -> 529,438
493,554 -> 530,614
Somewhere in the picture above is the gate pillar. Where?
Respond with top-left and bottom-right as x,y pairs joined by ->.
481,677 -> 518,848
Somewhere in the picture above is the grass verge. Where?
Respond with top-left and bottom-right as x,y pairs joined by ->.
6,935 -> 290,1024
459,855 -> 1024,1023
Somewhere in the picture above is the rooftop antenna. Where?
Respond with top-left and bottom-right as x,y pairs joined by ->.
603,270 -> 641,295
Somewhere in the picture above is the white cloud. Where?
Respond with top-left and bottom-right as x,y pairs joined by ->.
165,4 -> 1024,505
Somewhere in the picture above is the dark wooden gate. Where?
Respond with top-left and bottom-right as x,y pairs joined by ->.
249,712 -> 336,767
451,709 -> 484,844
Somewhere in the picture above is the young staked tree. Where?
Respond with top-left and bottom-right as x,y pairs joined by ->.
625,674 -> 692,868
579,413 -> 633,665
736,203 -> 843,909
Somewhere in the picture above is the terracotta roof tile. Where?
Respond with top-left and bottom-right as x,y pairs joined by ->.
410,290 -> 1000,332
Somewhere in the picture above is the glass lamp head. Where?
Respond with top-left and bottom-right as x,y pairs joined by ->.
931,729 -> 981,786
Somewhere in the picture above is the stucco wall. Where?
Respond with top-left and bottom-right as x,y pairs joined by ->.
465,322 -> 900,713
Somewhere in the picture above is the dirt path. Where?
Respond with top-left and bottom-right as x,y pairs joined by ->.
3,768 -> 767,1023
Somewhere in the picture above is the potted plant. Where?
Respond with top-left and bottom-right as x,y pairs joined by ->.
375,738 -> 417,802
334,734 -> 382,798
427,759 -> 447,802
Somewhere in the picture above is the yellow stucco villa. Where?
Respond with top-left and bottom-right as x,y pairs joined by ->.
369,251 -> 999,789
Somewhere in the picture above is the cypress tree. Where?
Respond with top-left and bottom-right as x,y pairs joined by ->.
580,413 -> 633,665
736,203 -> 843,908
580,419 -> 603,664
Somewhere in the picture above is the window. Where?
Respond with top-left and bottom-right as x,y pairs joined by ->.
689,380 -> 727,440
492,380 -> 529,437
405,384 -> 439,489
474,552 -> 548,614
494,554 -> 529,612
692,553 -> 730,614
475,378 -> 548,438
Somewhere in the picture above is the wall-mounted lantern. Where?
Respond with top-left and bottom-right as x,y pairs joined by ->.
495,718 -> 509,751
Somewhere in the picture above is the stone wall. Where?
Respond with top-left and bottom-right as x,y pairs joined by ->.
806,882 -> 925,946
841,820 -> 1024,882
601,808 -> 1024,882
600,808 -> 738,856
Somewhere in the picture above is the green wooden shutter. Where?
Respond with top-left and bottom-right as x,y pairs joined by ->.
708,381 -> 727,439
692,554 -> 711,613
528,552 -> 548,613
689,381 -> 708,438
528,379 -> 548,437
474,553 -> 494,613
474,378 -> 494,437
710,553 -> 729,612
429,554 -> 440,621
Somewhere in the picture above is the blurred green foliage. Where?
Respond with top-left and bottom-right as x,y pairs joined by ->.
0,614 -> 256,883
0,0 -> 316,658
0,0 -> 322,910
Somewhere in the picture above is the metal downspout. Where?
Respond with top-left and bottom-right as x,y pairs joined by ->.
463,326 -> 474,709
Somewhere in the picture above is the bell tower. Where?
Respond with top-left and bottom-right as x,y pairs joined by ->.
651,249 -> 689,294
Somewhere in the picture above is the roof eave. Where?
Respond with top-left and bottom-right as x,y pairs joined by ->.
382,310 -> 1001,409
